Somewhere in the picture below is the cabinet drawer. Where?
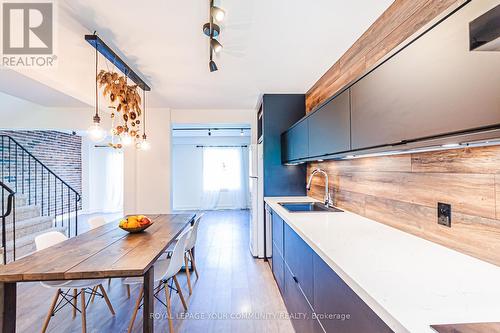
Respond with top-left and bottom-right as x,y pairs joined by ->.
284,265 -> 324,333
284,223 -> 314,306
313,253 -> 393,333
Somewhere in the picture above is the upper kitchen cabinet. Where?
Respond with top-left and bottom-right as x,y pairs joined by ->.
284,118 -> 309,162
351,1 -> 500,150
308,90 -> 350,157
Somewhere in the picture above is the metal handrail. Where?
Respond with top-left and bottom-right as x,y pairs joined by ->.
0,181 -> 15,264
0,135 -> 81,199
0,134 -> 82,262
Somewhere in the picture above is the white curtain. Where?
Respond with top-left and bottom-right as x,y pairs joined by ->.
200,146 -> 249,210
88,147 -> 123,213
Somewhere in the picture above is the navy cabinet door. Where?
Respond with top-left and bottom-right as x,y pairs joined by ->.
284,223 -> 314,306
288,118 -> 309,161
313,253 -> 393,333
284,264 -> 324,333
272,211 -> 284,256
308,90 -> 350,157
272,243 -> 285,295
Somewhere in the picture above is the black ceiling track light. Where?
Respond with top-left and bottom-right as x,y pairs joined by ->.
203,0 -> 225,72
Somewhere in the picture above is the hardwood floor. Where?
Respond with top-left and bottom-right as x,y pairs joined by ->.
16,210 -> 294,333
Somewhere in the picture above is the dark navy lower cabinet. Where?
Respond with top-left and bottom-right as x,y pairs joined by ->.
272,212 -> 284,256
313,253 -> 393,333
284,223 -> 314,305
271,243 -> 285,295
269,208 -> 394,333
284,265 -> 324,333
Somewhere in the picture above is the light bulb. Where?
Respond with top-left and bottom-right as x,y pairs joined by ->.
139,140 -> 151,151
88,123 -> 106,142
211,6 -> 225,22
121,132 -> 133,146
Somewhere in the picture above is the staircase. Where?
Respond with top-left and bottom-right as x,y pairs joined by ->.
1,135 -> 81,264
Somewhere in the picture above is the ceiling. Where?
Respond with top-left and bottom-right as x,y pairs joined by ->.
4,0 -> 393,110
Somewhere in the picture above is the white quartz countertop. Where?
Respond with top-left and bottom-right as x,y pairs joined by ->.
264,196 -> 500,333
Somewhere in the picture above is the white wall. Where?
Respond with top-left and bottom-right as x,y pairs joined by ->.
0,92 -> 111,131
172,136 -> 251,211
123,107 -> 172,215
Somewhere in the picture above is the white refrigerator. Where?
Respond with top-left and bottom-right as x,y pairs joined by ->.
249,143 -> 265,258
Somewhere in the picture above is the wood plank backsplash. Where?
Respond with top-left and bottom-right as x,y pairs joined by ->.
307,145 -> 500,266
305,0 -> 460,113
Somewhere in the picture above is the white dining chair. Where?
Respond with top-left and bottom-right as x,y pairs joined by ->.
35,231 -> 115,333
124,227 -> 192,333
183,213 -> 203,295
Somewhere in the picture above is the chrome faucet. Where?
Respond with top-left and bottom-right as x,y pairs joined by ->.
306,168 -> 333,207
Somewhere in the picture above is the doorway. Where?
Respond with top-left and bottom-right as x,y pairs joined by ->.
172,124 -> 251,211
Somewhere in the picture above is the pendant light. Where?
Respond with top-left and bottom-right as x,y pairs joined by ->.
138,88 -> 151,150
88,42 -> 106,142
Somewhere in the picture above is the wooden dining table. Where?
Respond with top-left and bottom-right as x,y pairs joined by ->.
0,213 -> 195,333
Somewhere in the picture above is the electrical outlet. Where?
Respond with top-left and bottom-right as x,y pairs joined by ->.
437,202 -> 451,227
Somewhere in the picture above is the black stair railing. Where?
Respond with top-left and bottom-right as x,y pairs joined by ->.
0,135 -> 81,253
0,181 -> 15,264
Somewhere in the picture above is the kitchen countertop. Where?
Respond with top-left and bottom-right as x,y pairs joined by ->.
264,196 -> 500,333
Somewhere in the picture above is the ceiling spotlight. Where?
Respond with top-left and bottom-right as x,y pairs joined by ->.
210,38 -> 223,53
208,129 -> 212,136
211,6 -> 226,22
240,129 -> 244,136
209,60 -> 218,72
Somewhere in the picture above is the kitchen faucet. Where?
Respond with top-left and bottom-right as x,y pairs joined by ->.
306,168 -> 333,207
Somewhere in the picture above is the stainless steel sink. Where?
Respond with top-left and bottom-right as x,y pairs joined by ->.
278,202 -> 343,213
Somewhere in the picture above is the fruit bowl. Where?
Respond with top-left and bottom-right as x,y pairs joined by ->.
119,215 -> 153,233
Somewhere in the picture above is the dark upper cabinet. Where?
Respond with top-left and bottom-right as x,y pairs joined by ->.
284,223 -> 314,306
286,118 -> 309,161
308,90 -> 351,157
313,253 -> 393,333
351,1 -> 500,150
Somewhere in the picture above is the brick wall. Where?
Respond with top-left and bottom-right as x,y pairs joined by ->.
0,130 -> 82,214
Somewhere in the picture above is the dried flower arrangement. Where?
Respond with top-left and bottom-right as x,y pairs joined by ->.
97,70 -> 142,148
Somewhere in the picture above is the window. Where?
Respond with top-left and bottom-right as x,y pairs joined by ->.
202,147 -> 242,191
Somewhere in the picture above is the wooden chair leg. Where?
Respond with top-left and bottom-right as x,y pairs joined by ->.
173,276 -> 188,311
128,287 -> 143,333
126,284 -> 131,298
98,284 -> 115,315
80,288 -> 87,333
90,286 -> 98,303
184,253 -> 192,295
72,289 -> 78,319
164,281 -> 174,333
189,249 -> 199,279
41,289 -> 60,333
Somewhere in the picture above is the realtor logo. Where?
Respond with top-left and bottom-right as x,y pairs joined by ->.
1,1 -> 56,67
2,2 -> 53,54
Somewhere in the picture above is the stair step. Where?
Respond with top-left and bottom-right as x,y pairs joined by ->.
4,215 -> 54,241
4,205 -> 41,223
5,226 -> 67,262
2,189 -> 28,207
